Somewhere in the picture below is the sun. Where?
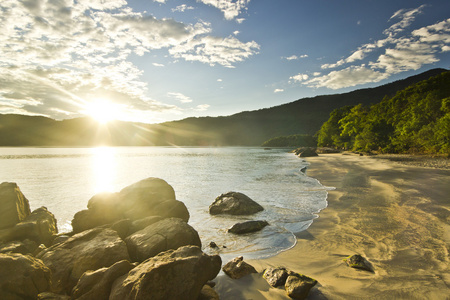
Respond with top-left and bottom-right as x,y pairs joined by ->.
85,99 -> 121,124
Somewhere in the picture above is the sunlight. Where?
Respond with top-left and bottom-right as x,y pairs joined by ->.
85,99 -> 121,124
91,147 -> 116,193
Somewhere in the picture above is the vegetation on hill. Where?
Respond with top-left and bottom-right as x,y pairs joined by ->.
316,71 -> 450,154
261,134 -> 316,147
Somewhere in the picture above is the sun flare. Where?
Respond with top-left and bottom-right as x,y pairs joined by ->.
85,99 -> 121,124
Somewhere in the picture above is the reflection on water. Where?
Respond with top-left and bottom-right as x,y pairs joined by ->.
91,147 -> 116,193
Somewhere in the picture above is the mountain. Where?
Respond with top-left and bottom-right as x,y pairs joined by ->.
0,68 -> 447,147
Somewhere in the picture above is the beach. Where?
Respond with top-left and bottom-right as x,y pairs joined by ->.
215,153 -> 450,299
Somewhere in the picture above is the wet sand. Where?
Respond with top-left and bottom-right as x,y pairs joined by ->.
214,153 -> 450,299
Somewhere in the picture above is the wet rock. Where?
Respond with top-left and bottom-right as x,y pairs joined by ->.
37,228 -> 130,294
228,220 -> 269,234
222,256 -> 258,279
71,178 -> 190,233
0,182 -> 31,230
198,285 -> 220,300
209,241 -> 219,249
0,253 -> 51,299
72,260 -> 134,300
125,218 -> 201,263
209,192 -> 264,215
263,267 -> 292,287
109,246 -> 221,300
344,254 -> 374,272
285,274 -> 317,300
295,147 -> 318,157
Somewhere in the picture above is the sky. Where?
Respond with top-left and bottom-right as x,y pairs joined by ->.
1,0 -> 450,124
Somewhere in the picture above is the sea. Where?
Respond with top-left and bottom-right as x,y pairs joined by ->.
0,147 -> 330,261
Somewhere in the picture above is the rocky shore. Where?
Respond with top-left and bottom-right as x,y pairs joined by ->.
0,178 -> 317,300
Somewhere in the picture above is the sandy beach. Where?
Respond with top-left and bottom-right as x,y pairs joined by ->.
214,153 -> 450,299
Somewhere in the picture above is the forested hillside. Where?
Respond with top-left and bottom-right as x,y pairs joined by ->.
317,71 -> 450,154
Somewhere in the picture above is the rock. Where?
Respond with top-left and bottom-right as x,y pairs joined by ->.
344,254 -> 374,272
38,292 -> 71,300
125,218 -> 201,262
0,239 -> 38,255
71,178 -> 190,233
209,192 -> 264,215
109,246 -> 221,300
130,216 -> 163,232
263,267 -> 292,287
222,256 -> 258,279
0,182 -> 31,230
109,219 -> 133,239
209,241 -> 219,249
36,228 -> 130,294
0,253 -> 51,299
228,220 -> 269,234
198,285 -> 220,300
296,148 -> 318,157
8,207 -> 58,246
72,260 -> 134,300
285,274 -> 317,300
52,235 -> 70,246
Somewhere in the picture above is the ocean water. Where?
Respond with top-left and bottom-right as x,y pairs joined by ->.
0,147 -> 329,261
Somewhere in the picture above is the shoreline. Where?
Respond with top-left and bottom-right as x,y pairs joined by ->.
215,153 -> 450,299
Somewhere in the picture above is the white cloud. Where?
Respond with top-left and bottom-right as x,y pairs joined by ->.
152,63 -> 165,67
197,0 -> 250,21
172,4 -> 194,13
217,78 -> 223,82
285,55 -> 298,60
305,66 -> 389,90
0,0 -> 259,121
311,5 -> 450,89
233,30 -> 240,36
290,73 -> 309,82
195,104 -> 210,111
169,35 -> 260,67
274,89 -> 284,93
168,92 -> 193,103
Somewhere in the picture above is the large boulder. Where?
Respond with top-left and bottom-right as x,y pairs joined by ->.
109,246 -> 221,300
222,256 -> 258,279
0,239 -> 38,255
228,220 -> 269,234
209,192 -> 264,215
125,218 -> 201,262
0,253 -> 51,299
36,228 -> 130,294
296,148 -> 318,157
285,274 -> 317,300
72,178 -> 190,233
0,182 -> 31,230
2,207 -> 58,246
72,260 -> 134,300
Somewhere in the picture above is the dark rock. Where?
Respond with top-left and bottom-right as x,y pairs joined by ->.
263,267 -> 293,287
36,228 -> 130,294
0,182 -> 31,230
228,220 -> 269,234
209,241 -> 218,248
130,216 -> 163,233
198,285 -> 220,300
71,178 -> 190,233
109,219 -> 132,239
72,260 -> 134,300
209,192 -> 264,215
52,235 -> 70,246
298,148 -> 318,157
222,256 -> 258,279
0,253 -> 51,299
125,218 -> 201,262
0,239 -> 38,255
109,246 -> 221,300
344,254 -> 374,272
285,274 -> 317,300
38,292 -> 71,299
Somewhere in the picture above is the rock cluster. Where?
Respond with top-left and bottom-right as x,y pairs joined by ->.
0,178 -> 221,299
293,147 -> 319,157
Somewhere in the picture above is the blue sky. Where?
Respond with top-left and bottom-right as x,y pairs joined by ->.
1,0 -> 449,123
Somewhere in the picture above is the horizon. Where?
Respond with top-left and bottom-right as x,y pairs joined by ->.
1,0 -> 450,124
